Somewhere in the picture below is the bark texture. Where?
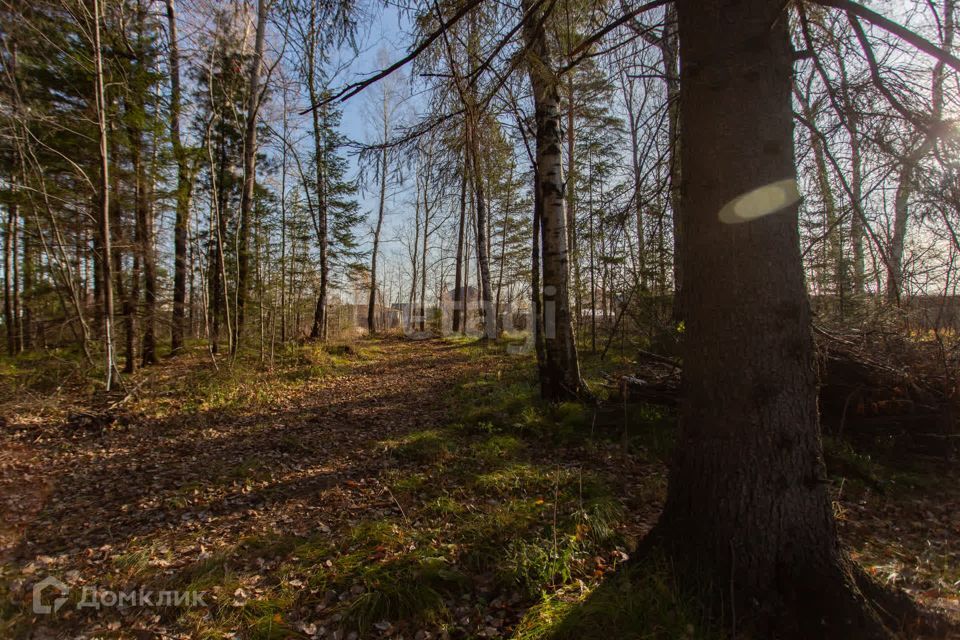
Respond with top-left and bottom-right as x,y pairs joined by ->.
235,0 -> 268,352
166,0 -> 191,355
522,0 -> 582,400
656,1 -> 893,636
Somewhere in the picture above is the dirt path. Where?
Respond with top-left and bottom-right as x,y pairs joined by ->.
1,338 -> 502,637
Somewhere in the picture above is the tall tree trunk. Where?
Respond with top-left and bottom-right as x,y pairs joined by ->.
795,83 -> 843,301
522,0 -> 582,400
127,18 -> 158,367
4,191 -> 15,356
92,0 -> 115,389
419,174 -> 429,333
3,204 -> 17,355
20,204 -> 30,351
140,168 -> 157,365
888,140 -> 934,304
849,115 -> 865,296
305,0 -> 330,342
626,101 -> 647,292
308,105 -> 329,341
661,5 -> 682,319
235,0 -> 267,352
886,0 -> 953,304
468,136 -> 496,340
166,0 -> 191,355
565,73 -> 582,334
531,169 -> 546,374
656,1 -> 891,635
453,158 -> 467,334
117,222 -> 137,375
495,166 -> 514,329
368,143 -> 388,334
588,166 -> 596,354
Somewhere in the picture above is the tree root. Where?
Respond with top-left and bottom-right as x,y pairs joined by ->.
630,525 -> 954,639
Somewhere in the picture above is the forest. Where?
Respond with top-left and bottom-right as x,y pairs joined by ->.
1,0 -> 959,638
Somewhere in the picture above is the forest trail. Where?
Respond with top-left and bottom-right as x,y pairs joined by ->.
1,338 -> 484,565
3,338 -> 578,638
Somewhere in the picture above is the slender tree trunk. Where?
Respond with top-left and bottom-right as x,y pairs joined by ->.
565,73 -> 582,335
2,162 -> 18,354
839,50 -> 867,298
453,158 -> 467,334
522,0 -> 582,400
92,0 -> 115,389
408,199 -> 420,332
888,142 -> 933,304
462,179 -> 471,332
887,0 -> 953,304
305,1 -> 330,342
661,5 -> 682,320
849,116 -> 865,296
588,168 -> 596,354
235,0 -> 268,353
469,136 -> 496,340
531,167 -> 546,373
656,1 -> 890,635
420,178 -> 429,333
117,219 -> 137,375
10,191 -> 18,353
795,84 -> 843,301
166,0 -> 191,355
495,166 -> 513,329
127,31 -> 157,367
368,143 -> 388,333
628,108 -> 647,292
4,194 -> 15,356
308,104 -> 329,341
140,170 -> 157,365
20,203 -> 30,351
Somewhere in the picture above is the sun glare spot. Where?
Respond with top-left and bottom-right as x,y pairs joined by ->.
718,178 -> 800,224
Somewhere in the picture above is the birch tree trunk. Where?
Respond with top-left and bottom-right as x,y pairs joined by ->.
521,0 -> 582,400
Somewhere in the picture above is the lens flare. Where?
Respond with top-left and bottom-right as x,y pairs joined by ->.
718,178 -> 800,224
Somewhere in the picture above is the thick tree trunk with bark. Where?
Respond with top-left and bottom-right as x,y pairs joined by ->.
655,1 -> 892,636
522,0 -> 582,400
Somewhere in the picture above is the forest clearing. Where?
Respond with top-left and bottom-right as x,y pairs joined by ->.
4,0 -> 960,637
0,336 -> 957,639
